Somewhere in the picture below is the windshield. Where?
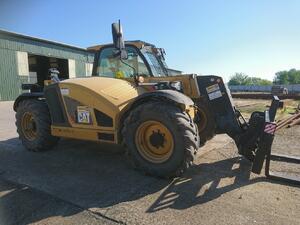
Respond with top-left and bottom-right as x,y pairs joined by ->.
141,46 -> 169,77
96,46 -> 151,78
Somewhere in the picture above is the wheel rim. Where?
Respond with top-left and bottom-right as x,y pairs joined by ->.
135,120 -> 174,163
197,107 -> 208,132
21,112 -> 37,141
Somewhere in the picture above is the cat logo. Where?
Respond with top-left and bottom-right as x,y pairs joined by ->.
77,106 -> 91,124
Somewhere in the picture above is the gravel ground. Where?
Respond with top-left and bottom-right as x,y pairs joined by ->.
0,101 -> 299,225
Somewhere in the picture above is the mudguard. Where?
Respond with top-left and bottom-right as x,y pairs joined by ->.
129,89 -> 195,115
13,92 -> 44,111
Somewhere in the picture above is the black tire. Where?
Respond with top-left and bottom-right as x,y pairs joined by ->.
16,99 -> 59,151
194,100 -> 215,145
122,101 -> 200,178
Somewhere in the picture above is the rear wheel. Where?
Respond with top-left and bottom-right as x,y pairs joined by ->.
16,100 -> 59,151
122,101 -> 200,178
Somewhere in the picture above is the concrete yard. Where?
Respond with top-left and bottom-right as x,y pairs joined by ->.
0,101 -> 299,225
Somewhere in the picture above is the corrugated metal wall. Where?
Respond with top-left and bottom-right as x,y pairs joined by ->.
0,48 -> 27,101
0,32 -> 94,101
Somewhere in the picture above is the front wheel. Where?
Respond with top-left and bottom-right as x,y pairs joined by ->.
122,101 -> 200,178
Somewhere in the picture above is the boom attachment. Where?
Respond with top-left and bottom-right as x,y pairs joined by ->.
195,76 -> 299,183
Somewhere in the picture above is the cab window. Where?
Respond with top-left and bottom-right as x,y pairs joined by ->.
96,46 -> 151,78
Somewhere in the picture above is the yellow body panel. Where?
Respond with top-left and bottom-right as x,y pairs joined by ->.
60,77 -> 146,111
51,126 -> 114,143
51,77 -> 147,143
142,74 -> 200,99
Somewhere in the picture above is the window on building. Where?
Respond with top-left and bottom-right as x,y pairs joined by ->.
27,54 -> 69,86
16,51 -> 29,76
85,63 -> 93,76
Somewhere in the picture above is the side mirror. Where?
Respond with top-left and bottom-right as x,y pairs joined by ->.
112,20 -> 128,60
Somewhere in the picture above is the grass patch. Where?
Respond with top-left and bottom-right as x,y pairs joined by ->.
235,99 -> 299,121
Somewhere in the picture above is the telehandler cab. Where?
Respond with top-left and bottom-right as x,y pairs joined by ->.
14,21 -> 283,178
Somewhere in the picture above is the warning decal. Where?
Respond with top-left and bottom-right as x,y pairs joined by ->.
206,84 -> 222,100
264,122 -> 277,135
60,88 -> 69,96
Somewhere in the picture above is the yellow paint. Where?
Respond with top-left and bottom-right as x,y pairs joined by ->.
51,126 -> 116,143
58,77 -> 147,131
135,120 -> 174,163
143,74 -> 200,98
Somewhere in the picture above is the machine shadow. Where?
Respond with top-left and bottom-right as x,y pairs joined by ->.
147,157 -> 269,212
0,138 -> 278,224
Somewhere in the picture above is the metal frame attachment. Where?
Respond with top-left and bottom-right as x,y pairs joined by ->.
263,96 -> 300,185
250,96 -> 300,185
265,152 -> 300,185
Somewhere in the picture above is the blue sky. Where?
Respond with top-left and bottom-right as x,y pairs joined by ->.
1,0 -> 300,81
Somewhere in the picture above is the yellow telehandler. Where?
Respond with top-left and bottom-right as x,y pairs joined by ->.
14,21 -> 283,178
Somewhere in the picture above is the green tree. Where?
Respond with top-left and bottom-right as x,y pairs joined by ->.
228,73 -> 272,86
249,77 -> 272,85
228,73 -> 250,85
274,69 -> 300,84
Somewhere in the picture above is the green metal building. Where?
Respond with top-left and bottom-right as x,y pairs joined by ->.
0,30 -> 95,101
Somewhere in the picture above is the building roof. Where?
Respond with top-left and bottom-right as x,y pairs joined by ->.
0,29 -> 89,52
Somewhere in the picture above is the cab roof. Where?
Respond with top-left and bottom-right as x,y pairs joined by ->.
87,40 -> 155,52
